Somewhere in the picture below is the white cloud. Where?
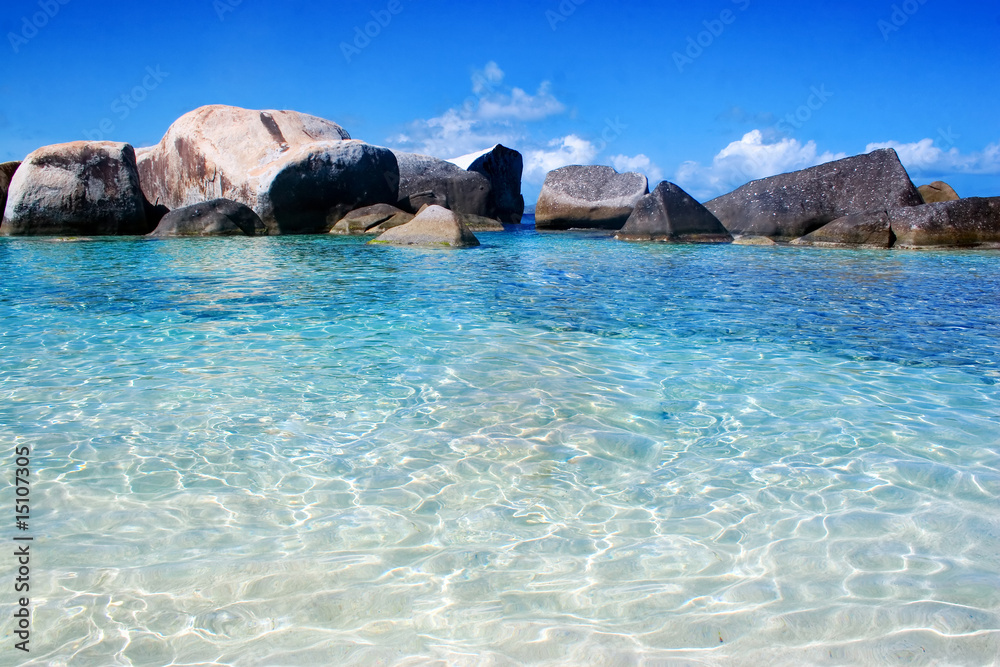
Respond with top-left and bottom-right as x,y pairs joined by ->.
524,135 -> 599,183
865,138 -> 1000,176
478,82 -> 566,122
389,62 -> 566,158
674,130 -> 846,200
610,154 -> 664,184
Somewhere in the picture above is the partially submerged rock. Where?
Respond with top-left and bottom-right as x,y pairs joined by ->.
791,197 -> 1000,249
136,104 -> 399,234
791,211 -> 894,249
394,151 -> 492,217
371,204 -> 480,248
331,203 -> 413,234
535,166 -> 648,230
616,181 -> 732,243
918,181 -> 960,204
0,142 -> 146,236
732,236 -> 777,246
890,197 -> 1000,248
149,198 -> 266,237
705,148 -> 923,240
450,144 -> 525,223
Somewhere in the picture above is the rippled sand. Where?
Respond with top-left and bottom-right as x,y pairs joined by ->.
1,232 -> 999,666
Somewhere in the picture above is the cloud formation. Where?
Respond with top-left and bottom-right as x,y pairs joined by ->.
610,154 -> 664,185
524,135 -> 598,182
388,62 -> 566,159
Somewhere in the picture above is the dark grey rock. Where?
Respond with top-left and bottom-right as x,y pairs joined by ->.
535,166 -> 648,231
705,148 -> 923,240
464,145 -> 525,223
0,142 -> 146,236
890,197 -> 1000,248
149,198 -> 266,237
616,181 -> 732,243
393,152 -> 492,217
791,211 -> 893,248
331,203 -> 413,234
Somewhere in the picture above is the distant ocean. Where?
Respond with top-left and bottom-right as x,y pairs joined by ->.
2,232 -> 999,665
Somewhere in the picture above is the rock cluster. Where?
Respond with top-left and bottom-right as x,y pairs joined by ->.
1,105 -> 997,251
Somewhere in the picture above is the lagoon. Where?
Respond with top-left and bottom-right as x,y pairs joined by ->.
2,231 -> 999,665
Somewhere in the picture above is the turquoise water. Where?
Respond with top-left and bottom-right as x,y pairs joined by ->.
2,231 -> 1000,666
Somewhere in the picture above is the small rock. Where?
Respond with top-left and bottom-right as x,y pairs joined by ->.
732,236 -> 777,246
371,204 -> 480,248
149,198 -> 266,237
918,181 -> 960,203
331,203 -> 413,234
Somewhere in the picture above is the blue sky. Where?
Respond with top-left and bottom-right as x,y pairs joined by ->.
2,0 -> 998,204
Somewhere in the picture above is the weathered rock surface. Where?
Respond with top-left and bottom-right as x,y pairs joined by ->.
149,198 -> 266,237
0,161 -> 19,218
705,148 -> 923,240
136,105 -> 399,234
450,145 -> 525,223
791,211 -> 893,248
371,204 -> 480,248
253,140 -> 399,234
331,203 -> 413,234
536,166 -> 648,231
890,197 -> 1000,248
1,142 -> 146,236
918,181 -> 960,203
394,152 -> 492,217
791,197 -> 1000,249
616,181 -> 732,243
732,236 -> 777,246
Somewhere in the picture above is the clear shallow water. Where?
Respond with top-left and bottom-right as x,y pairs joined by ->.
1,231 -> 999,666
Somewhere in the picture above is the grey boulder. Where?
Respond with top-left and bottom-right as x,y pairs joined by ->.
331,203 -> 413,234
890,197 -> 1000,248
1,142 -> 146,236
705,148 -> 923,240
393,151 -> 493,217
616,181 -> 732,243
791,197 -> 1000,249
450,144 -> 525,223
791,211 -> 894,248
535,166 -> 648,230
149,198 -> 266,237
371,204 -> 480,248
